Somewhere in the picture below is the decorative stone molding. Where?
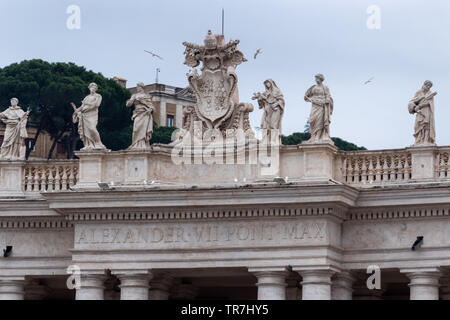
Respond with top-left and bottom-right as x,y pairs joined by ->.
0,218 -> 73,229
401,267 -> 442,300
348,206 -> 450,221
65,206 -> 346,222
250,267 -> 288,300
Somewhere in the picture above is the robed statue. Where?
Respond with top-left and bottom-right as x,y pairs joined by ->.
0,98 -> 29,160
126,82 -> 155,149
304,74 -> 334,143
253,79 -> 285,130
408,80 -> 437,146
71,83 -> 106,150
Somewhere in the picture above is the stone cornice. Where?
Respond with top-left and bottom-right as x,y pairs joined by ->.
0,216 -> 72,229
43,183 -> 359,213
355,183 -> 450,207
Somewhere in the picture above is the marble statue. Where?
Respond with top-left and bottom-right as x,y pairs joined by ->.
408,80 -> 437,146
0,98 -> 29,160
71,83 -> 106,151
181,30 -> 253,140
304,74 -> 334,144
126,82 -> 155,149
252,79 -> 285,131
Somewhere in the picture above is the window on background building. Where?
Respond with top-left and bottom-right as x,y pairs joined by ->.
167,114 -> 174,127
25,138 -> 35,153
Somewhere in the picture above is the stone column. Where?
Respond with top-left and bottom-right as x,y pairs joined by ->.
0,277 -> 26,300
402,268 -> 441,300
75,274 -> 107,300
176,104 -> 183,128
250,269 -> 288,300
149,273 -> 173,300
440,276 -> 450,300
160,100 -> 167,127
299,270 -> 335,300
117,272 -> 152,300
331,271 -> 355,300
285,276 -> 301,300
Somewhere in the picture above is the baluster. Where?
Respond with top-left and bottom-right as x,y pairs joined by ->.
55,167 -> 62,191
33,167 -> 40,191
68,166 -> 74,189
48,166 -> 55,192
61,167 -> 68,190
374,156 -> 381,182
361,157 -> 368,184
342,157 -> 348,183
367,157 -> 374,183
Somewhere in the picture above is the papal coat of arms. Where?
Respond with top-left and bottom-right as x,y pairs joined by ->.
181,31 -> 254,136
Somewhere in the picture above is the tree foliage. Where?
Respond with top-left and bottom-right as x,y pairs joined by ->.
0,59 -> 131,159
150,124 -> 177,145
282,132 -> 366,151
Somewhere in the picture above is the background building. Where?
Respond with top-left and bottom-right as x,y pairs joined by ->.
115,77 -> 196,128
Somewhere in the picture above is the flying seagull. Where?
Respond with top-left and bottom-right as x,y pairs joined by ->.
144,50 -> 163,60
254,49 -> 262,59
364,77 -> 374,85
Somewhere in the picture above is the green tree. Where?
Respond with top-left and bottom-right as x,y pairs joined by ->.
0,59 -> 131,159
150,124 -> 177,145
282,132 -> 366,151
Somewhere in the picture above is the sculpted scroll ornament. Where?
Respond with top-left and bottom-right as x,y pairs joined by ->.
179,30 -> 253,140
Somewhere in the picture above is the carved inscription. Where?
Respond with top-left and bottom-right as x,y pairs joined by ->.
75,221 -> 326,247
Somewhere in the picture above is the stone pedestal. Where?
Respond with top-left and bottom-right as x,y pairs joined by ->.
117,272 -> 151,300
299,143 -> 337,182
0,277 -> 26,300
402,268 -> 441,300
252,270 -> 287,300
408,146 -> 437,181
75,274 -> 107,300
73,150 -> 110,189
299,270 -> 334,300
331,271 -> 355,300
0,161 -> 25,197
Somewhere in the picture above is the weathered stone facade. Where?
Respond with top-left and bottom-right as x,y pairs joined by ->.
1,143 -> 450,300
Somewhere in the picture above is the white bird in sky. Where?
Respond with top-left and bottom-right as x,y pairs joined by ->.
144,50 -> 164,60
254,48 -> 262,59
364,77 -> 374,85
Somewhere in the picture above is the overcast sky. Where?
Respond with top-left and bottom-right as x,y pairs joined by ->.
1,0 -> 449,150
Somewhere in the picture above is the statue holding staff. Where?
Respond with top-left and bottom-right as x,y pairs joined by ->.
408,80 -> 437,146
126,82 -> 155,149
0,98 -> 29,160
71,82 -> 106,150
304,74 -> 334,143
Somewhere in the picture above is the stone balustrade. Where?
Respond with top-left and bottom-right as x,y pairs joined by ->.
0,159 -> 78,196
341,149 -> 413,186
2,144 -> 450,195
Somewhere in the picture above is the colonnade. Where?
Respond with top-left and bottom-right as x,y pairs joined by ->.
1,267 -> 448,300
